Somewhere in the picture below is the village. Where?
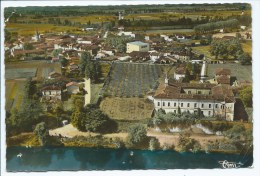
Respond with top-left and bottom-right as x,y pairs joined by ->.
5,4 -> 253,154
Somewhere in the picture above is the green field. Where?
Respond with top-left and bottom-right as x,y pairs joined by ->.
192,45 -> 214,59
6,23 -> 81,36
5,80 -> 26,111
207,63 -> 252,81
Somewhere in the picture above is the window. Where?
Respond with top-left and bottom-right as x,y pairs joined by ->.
221,105 -> 225,109
188,91 -> 191,94
187,103 -> 190,107
201,104 -> 204,108
174,110 -> 177,113
174,103 -> 176,107
158,102 -> 160,106
163,102 -> 165,106
168,102 -> 170,107
198,91 -> 201,94
194,103 -> 197,108
215,104 -> 218,108
209,104 -> 211,108
181,103 -> 183,107
208,111 -> 211,116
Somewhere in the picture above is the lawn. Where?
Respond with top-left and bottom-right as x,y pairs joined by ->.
100,97 -> 154,120
192,45 -> 214,59
5,68 -> 37,79
241,40 -> 252,56
5,80 -> 26,111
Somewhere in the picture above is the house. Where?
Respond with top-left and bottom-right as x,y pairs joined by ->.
48,71 -> 62,79
66,82 -> 80,94
153,78 -> 235,121
118,31 -> 135,38
174,67 -> 186,80
150,52 -> 163,62
129,51 -> 150,62
215,68 -> 231,77
126,41 -> 150,53
41,85 -> 62,101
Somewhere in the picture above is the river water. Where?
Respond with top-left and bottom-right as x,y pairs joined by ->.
6,147 -> 253,172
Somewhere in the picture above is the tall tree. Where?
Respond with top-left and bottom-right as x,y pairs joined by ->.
34,122 -> 49,146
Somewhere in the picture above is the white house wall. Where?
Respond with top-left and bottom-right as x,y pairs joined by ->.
154,98 -> 234,119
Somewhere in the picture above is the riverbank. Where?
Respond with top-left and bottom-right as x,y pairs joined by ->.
7,126 -> 242,154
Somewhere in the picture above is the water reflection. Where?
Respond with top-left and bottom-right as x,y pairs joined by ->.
6,147 -> 253,172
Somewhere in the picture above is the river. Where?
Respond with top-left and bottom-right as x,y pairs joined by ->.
6,147 -> 253,172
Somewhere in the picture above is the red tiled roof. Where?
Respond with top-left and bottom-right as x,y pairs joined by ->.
215,68 -> 231,76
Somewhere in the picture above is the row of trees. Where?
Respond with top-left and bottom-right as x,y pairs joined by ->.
118,16 -> 210,28
194,19 -> 239,33
151,109 -> 201,130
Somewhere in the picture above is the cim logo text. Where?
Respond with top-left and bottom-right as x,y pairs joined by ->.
218,160 -> 243,169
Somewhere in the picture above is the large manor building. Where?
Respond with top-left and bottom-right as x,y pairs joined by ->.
152,77 -> 236,121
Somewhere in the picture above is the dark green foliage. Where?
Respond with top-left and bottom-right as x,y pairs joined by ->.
199,120 -> 233,132
5,29 -> 11,42
60,57 -> 69,67
210,38 -> 242,60
24,42 -> 34,50
238,53 -> 252,65
80,52 -> 101,81
149,137 -> 160,151
52,49 -> 62,57
127,124 -> 147,146
34,122 -> 49,146
224,124 -> 246,141
194,19 -> 239,33
239,86 -> 252,107
6,99 -> 43,136
105,36 -> 132,53
71,104 -> 117,133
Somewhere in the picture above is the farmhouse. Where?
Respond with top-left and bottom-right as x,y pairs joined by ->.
214,68 -> 231,85
174,67 -> 186,80
41,85 -> 62,101
126,41 -> 150,53
153,78 -> 235,121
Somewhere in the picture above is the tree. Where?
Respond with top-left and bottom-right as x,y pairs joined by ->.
34,122 -> 49,146
52,49 -> 62,57
79,52 -> 92,74
178,133 -> 201,152
149,138 -> 160,151
210,38 -> 242,60
224,124 -> 246,142
71,105 -> 117,133
5,29 -> 11,42
238,53 -> 251,65
24,42 -> 34,50
127,124 -> 147,146
60,57 -> 69,67
239,86 -> 252,107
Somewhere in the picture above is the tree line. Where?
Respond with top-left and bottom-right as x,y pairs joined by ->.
194,19 -> 239,33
